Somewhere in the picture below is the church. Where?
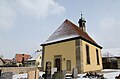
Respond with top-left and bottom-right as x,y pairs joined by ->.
41,15 -> 103,73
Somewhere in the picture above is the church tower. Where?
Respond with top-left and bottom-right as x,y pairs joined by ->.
78,14 -> 86,32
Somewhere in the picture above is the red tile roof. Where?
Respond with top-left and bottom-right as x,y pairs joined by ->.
66,19 -> 97,44
15,54 -> 31,63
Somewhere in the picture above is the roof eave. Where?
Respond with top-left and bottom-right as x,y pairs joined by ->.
41,36 -> 102,49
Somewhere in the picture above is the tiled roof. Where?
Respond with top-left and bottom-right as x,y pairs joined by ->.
67,19 -> 97,44
41,19 -> 102,48
15,54 -> 31,63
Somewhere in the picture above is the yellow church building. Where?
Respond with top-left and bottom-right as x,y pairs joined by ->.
41,15 -> 103,73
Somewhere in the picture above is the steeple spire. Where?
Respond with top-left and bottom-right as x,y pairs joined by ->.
81,13 -> 82,18
78,13 -> 86,32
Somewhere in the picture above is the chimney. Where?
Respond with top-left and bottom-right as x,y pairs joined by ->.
78,14 -> 86,32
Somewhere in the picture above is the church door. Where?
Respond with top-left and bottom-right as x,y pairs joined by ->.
54,55 -> 62,71
55,58 -> 61,71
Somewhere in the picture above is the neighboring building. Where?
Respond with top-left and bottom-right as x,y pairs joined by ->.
25,51 -> 42,67
41,15 -> 103,73
102,48 -> 120,69
14,54 -> 31,66
2,59 -> 12,66
117,57 -> 120,68
0,58 -> 12,66
0,58 -> 5,66
3,59 -> 12,64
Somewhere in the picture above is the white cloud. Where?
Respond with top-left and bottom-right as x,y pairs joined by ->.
0,0 -> 65,30
16,0 -> 65,18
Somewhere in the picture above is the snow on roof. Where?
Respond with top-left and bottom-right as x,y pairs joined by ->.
27,51 -> 42,61
41,19 -> 100,47
42,19 -> 79,45
102,48 -> 120,57
43,35 -> 79,45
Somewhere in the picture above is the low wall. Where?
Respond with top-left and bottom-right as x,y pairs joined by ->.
0,67 -> 35,74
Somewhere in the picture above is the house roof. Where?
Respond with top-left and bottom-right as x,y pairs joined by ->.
3,59 -> 12,63
27,51 -> 42,61
0,57 -> 6,64
15,54 -> 31,63
41,19 -> 102,48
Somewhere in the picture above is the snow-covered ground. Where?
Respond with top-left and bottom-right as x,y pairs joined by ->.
13,72 -> 45,79
103,69 -> 120,79
13,73 -> 27,79
13,69 -> 120,79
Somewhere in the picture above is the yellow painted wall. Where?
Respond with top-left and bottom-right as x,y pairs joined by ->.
81,40 -> 103,72
36,54 -> 42,67
28,69 -> 39,79
43,39 -> 103,73
43,40 -> 76,71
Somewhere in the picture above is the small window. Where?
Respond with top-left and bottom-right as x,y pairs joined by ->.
30,62 -> 31,65
32,62 -> 35,65
96,49 -> 100,65
66,60 -> 71,71
86,45 -> 90,64
40,56 -> 41,59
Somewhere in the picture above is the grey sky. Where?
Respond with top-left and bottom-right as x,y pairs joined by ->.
0,0 -> 120,58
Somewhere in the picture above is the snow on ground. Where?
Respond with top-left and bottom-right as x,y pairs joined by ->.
13,73 -> 27,79
102,69 -> 120,72
13,69 -> 120,79
104,71 -> 120,79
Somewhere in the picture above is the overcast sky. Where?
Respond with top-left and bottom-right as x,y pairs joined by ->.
0,0 -> 120,58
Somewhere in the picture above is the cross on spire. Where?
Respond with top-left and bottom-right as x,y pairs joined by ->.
81,11 -> 83,18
